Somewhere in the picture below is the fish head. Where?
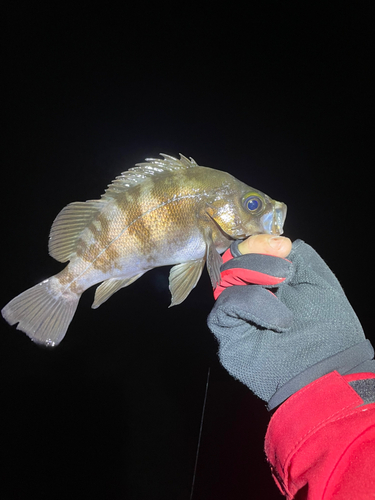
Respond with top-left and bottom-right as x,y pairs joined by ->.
206,181 -> 287,240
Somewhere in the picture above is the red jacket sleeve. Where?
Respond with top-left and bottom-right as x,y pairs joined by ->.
265,371 -> 375,499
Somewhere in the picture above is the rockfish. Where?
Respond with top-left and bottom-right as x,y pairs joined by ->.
2,154 -> 287,346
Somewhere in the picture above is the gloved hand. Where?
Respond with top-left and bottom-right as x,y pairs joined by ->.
208,239 -> 375,410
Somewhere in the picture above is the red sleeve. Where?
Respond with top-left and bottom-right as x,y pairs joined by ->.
265,371 -> 375,499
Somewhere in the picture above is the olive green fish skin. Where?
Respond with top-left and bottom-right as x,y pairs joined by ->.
1,153 -> 287,346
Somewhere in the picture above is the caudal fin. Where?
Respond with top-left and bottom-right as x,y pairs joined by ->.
1,278 -> 80,346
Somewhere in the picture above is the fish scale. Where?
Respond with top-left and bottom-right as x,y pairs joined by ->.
2,153 -> 287,346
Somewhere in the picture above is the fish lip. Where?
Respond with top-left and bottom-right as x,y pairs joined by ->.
261,202 -> 287,236
272,202 -> 287,235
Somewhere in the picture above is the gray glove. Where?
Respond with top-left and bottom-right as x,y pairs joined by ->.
207,239 -> 375,410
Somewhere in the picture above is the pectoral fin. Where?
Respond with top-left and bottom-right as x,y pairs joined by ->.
205,229 -> 223,289
169,259 -> 205,307
205,202 -> 225,229
92,273 -> 144,309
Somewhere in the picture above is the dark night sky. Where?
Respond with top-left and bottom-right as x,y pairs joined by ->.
1,3 -> 374,500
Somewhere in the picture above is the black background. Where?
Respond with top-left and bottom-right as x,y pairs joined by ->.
1,3 -> 374,499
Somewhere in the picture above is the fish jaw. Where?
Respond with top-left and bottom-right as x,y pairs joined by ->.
261,201 -> 287,236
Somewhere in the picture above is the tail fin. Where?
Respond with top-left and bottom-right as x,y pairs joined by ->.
1,278 -> 80,346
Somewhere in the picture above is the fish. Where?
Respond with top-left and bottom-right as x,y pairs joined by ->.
2,153 -> 287,347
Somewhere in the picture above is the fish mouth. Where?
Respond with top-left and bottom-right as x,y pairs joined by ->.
261,201 -> 287,236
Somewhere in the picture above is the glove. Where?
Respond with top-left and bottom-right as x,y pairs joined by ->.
208,239 -> 375,409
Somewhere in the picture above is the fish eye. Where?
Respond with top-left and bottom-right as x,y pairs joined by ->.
243,194 -> 263,213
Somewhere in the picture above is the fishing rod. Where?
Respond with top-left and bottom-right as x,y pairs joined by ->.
189,366 -> 211,500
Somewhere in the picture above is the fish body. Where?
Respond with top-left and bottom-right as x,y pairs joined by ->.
2,154 -> 287,346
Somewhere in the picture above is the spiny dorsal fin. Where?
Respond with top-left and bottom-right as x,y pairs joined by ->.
49,154 -> 198,262
103,153 -> 198,198
48,200 -> 104,262
137,153 -> 198,170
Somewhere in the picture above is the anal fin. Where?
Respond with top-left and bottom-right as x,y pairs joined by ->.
92,274 -> 144,309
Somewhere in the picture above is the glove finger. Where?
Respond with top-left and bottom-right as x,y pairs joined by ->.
210,285 -> 293,333
214,254 -> 292,299
221,253 -> 292,279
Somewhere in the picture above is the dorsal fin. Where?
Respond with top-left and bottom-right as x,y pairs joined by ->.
48,200 -> 104,262
103,153 -> 198,199
48,154 -> 198,262
137,153 -> 198,170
